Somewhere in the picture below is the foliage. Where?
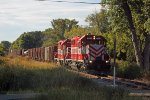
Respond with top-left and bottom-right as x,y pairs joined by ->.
112,60 -> 129,77
115,60 -> 143,79
11,31 -> 44,49
100,0 -> 150,70
124,63 -> 143,79
51,19 -> 78,38
64,26 -> 89,38
0,57 -> 141,100
103,33 -> 135,61
11,18 -> 79,49
0,41 -> 11,56
42,28 -> 62,47
85,9 -> 110,34
33,87 -> 141,100
0,44 -> 4,56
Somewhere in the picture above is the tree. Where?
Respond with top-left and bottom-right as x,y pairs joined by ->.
65,26 -> 89,38
102,0 -> 150,71
85,9 -> 110,33
0,44 -> 4,56
42,28 -> 62,47
0,41 -> 11,56
11,31 -> 43,49
51,19 -> 78,38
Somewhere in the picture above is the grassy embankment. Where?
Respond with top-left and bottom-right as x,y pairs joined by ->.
0,56 -> 141,100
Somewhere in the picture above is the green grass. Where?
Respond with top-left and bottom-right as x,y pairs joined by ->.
0,57 -> 142,100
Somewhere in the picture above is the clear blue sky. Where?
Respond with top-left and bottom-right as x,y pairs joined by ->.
0,0 -> 101,42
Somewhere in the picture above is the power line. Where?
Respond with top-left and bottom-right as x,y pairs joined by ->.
37,0 -> 104,5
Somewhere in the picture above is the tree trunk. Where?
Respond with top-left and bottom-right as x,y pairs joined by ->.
121,0 -> 143,67
143,34 -> 150,71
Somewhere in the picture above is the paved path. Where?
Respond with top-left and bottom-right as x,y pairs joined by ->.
0,93 -> 42,100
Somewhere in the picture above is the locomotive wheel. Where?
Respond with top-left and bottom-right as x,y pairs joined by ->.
78,64 -> 87,72
59,61 -> 63,65
77,64 -> 81,70
80,66 -> 87,72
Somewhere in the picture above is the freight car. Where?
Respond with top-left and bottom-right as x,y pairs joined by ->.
28,46 -> 57,62
9,49 -> 26,57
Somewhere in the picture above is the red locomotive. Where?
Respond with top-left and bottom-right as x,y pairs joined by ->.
54,34 -> 111,75
56,39 -> 71,65
10,34 -> 111,75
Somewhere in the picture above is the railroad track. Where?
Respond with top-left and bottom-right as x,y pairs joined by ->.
66,66 -> 150,97
98,76 -> 150,90
68,66 -> 150,89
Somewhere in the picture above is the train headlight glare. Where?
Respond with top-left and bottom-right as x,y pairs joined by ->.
89,61 -> 92,63
106,61 -> 109,63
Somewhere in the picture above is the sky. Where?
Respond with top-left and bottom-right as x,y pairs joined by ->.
0,0 -> 101,43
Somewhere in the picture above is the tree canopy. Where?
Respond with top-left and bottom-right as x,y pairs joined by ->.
85,9 -> 110,33
11,31 -> 44,49
51,19 -> 78,38
0,41 -> 11,56
100,0 -> 150,71
11,19 -> 79,49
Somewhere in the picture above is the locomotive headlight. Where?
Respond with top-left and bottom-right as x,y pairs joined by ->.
89,61 -> 93,63
93,36 -> 95,40
106,60 -> 109,63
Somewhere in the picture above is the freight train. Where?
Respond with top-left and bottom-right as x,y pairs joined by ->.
10,34 -> 111,75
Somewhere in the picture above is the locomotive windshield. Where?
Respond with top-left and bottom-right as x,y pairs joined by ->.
81,39 -> 106,46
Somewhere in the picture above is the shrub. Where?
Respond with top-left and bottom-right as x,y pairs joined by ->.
111,60 -> 129,77
124,63 -> 143,79
115,60 -> 143,79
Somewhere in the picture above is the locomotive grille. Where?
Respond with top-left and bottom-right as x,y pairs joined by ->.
88,44 -> 105,60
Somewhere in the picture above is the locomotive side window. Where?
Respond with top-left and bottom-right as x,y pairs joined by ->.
81,46 -> 86,54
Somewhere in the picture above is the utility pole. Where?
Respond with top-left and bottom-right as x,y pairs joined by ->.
113,32 -> 116,87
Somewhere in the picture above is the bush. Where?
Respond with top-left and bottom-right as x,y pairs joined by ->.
112,60 -> 128,77
124,63 -> 143,79
115,60 -> 143,79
